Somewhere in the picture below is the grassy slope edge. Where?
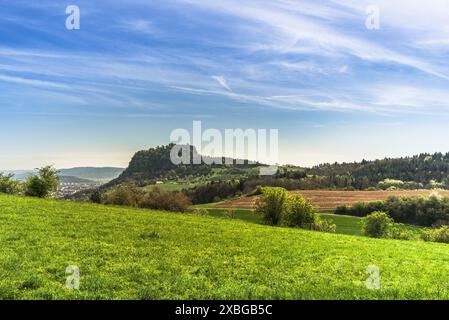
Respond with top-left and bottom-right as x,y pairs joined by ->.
200,208 -> 422,237
0,194 -> 448,300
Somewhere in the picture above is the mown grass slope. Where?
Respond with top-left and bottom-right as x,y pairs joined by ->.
0,194 -> 448,300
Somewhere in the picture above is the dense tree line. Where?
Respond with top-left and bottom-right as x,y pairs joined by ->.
106,145 -> 449,193
308,152 -> 449,189
336,196 -> 449,227
184,180 -> 244,204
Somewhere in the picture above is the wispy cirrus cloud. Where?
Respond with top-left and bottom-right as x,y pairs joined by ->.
3,0 -> 449,169
211,76 -> 232,91
121,19 -> 158,35
2,0 -> 449,116
171,0 -> 449,79
0,73 -> 69,89
2,1 -> 449,115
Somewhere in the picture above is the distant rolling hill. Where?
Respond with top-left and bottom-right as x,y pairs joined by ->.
58,167 -> 124,182
5,170 -> 34,181
58,175 -> 97,184
4,167 -> 124,183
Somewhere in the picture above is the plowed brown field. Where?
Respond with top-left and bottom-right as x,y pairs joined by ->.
216,190 -> 449,212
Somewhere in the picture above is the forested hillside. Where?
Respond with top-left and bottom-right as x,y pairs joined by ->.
107,144 -> 261,187
307,153 -> 449,189
59,167 -> 124,182
103,145 -> 449,195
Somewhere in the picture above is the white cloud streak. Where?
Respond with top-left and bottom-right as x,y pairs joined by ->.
2,0 -> 449,115
211,76 -> 232,91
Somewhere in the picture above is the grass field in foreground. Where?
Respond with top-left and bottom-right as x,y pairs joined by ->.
0,194 -> 447,299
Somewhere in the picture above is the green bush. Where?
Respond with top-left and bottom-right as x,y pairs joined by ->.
362,211 -> 393,238
335,204 -> 348,215
224,209 -> 236,219
312,218 -> 337,233
25,166 -> 59,198
139,187 -> 191,212
254,188 -> 336,233
283,194 -> 336,233
104,184 -> 143,207
283,194 -> 317,228
191,208 -> 209,216
104,185 -> 191,212
89,190 -> 102,204
254,187 -> 288,225
387,224 -> 414,240
0,173 -> 22,195
422,226 -> 449,244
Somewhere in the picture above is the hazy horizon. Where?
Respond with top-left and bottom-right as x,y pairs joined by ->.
4,146 -> 449,172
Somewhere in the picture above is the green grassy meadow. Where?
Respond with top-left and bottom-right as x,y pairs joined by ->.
0,194 -> 447,299
197,207 -> 422,237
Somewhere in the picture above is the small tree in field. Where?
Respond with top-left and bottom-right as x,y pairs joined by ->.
254,187 -> 336,232
283,194 -> 316,228
362,211 -> 393,238
283,194 -> 336,233
0,173 -> 22,195
25,166 -> 59,198
255,187 -> 288,225
90,190 -> 103,204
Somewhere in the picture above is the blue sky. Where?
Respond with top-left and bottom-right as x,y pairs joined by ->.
2,0 -> 449,169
